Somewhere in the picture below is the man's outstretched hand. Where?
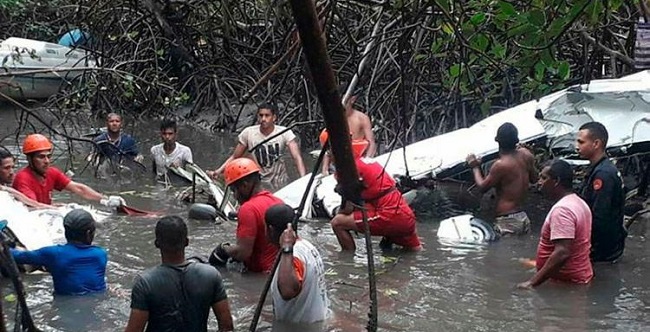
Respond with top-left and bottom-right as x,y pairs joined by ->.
100,195 -> 126,208
466,154 -> 482,168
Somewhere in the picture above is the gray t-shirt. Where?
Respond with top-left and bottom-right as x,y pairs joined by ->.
130,261 -> 228,332
150,142 -> 193,178
238,125 -> 296,190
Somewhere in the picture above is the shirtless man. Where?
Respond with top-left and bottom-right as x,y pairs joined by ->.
321,95 -> 376,175
466,122 -> 537,236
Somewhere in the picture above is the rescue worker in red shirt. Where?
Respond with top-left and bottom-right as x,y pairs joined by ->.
208,158 -> 282,273
321,130 -> 422,252
0,147 -> 51,209
12,134 -> 126,208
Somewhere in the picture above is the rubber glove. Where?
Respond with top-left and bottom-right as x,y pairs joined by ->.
100,195 -> 126,208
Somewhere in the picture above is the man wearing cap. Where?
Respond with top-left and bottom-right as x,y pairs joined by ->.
265,204 -> 329,323
0,147 -> 51,209
208,158 -> 282,273
322,130 -> 422,251
12,134 -> 126,208
10,209 -> 107,295
466,122 -> 537,236
125,216 -> 233,332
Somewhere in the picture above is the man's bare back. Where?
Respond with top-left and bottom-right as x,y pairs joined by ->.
467,122 -> 537,235
321,96 -> 377,175
490,147 -> 536,215
345,96 -> 376,157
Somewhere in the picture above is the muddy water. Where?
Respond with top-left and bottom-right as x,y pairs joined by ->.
1,110 -> 649,331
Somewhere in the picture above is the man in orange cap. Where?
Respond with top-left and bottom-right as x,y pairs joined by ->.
208,158 -> 283,273
321,130 -> 422,251
12,134 -> 126,208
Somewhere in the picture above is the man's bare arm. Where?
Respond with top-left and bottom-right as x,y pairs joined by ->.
215,143 -> 247,175
360,114 -> 376,157
527,152 -> 538,183
224,236 -> 255,263
518,147 -> 538,183
467,155 -> 503,192
321,153 -> 331,175
124,309 -> 149,332
520,239 -> 571,288
64,181 -> 104,202
211,299 -> 234,331
287,140 -> 306,176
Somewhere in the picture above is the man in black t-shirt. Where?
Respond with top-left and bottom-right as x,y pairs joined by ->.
124,216 -> 234,332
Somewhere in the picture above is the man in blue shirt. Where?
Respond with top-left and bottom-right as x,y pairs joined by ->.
10,209 -> 107,295
93,113 -> 143,163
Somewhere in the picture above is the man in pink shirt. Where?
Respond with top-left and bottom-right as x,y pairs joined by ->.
518,160 -> 593,289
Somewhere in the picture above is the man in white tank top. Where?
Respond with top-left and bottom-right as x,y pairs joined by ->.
265,203 -> 329,323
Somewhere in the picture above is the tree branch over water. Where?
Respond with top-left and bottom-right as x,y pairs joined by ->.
0,0 -> 644,150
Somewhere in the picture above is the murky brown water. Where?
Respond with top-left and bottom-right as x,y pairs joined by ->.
1,107 -> 649,331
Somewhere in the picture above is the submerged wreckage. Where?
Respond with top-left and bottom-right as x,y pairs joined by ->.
276,70 -> 650,241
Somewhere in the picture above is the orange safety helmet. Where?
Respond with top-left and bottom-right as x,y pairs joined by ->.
224,158 -> 261,186
319,129 -> 368,158
319,129 -> 329,147
22,134 -> 53,155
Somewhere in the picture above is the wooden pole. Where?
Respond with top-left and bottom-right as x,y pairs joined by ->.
287,0 -> 362,204
287,2 -> 377,332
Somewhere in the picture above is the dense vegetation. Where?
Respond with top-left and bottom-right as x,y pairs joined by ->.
0,0 -> 645,147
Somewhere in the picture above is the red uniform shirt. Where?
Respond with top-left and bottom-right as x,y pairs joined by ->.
12,167 -> 71,205
355,158 -> 414,219
339,158 -> 421,249
236,190 -> 282,273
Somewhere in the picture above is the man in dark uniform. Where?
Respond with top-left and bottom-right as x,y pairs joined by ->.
576,122 -> 627,262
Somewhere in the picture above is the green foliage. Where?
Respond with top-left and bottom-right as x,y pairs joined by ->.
429,0 -> 633,115
0,0 -> 23,10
